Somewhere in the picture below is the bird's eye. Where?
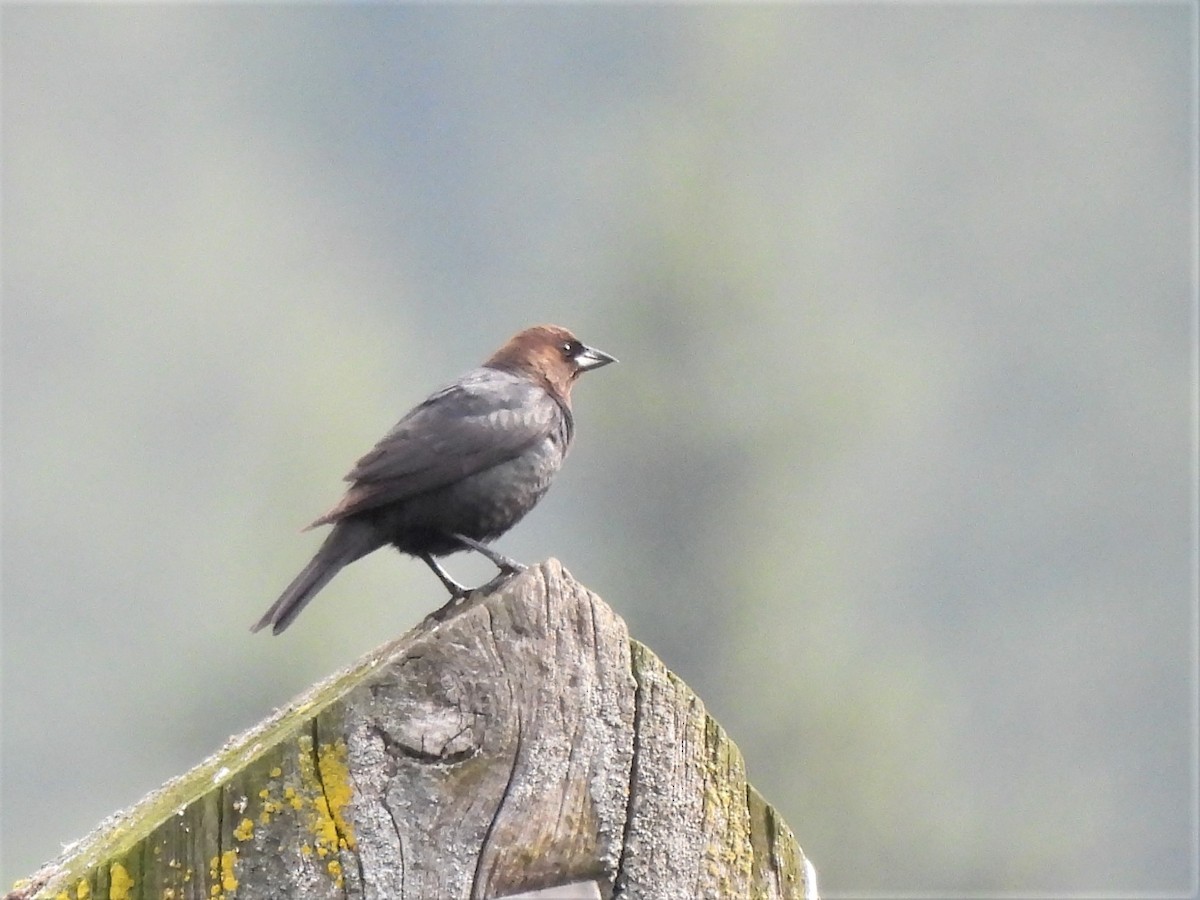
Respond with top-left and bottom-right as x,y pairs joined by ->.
561,340 -> 581,358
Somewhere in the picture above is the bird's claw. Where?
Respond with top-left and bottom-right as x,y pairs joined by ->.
424,593 -> 465,624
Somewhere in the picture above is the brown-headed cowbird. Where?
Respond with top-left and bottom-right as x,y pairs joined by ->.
252,324 -> 615,635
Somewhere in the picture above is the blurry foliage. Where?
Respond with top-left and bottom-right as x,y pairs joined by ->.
2,5 -> 1194,895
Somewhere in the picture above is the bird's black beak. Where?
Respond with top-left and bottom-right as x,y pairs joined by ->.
574,344 -> 617,371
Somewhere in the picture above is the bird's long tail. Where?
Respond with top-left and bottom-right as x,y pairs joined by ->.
251,519 -> 382,635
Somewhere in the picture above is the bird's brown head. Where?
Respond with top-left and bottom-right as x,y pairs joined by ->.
485,324 -> 616,403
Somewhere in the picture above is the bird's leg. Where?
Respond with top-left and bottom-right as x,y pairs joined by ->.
450,533 -> 527,574
421,553 -> 469,597
421,553 -> 474,623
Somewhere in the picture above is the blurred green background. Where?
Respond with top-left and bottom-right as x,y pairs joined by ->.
2,5 -> 1195,896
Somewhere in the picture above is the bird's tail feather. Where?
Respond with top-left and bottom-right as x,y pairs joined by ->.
251,520 -> 382,635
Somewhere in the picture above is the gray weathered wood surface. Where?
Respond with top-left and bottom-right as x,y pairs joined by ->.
7,560 -> 818,900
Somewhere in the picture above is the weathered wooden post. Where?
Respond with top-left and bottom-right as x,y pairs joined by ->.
6,560 -> 818,900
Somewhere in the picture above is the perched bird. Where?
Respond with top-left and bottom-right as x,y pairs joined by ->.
252,324 -> 616,635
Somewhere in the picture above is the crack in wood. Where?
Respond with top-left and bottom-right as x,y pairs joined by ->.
611,648 -> 644,900
371,721 -> 477,766
471,717 -> 525,900
380,792 -> 407,897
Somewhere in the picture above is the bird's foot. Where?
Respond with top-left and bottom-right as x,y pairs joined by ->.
421,543 -> 529,623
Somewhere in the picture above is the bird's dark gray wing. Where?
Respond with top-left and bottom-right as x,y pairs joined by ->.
309,369 -> 560,526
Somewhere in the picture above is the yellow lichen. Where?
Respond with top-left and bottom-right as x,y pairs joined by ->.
76,880 -> 90,899
296,735 -> 357,883
283,786 -> 303,810
317,741 -> 357,851
220,850 -> 239,892
233,816 -> 255,842
206,853 -> 238,900
108,863 -> 134,900
270,766 -> 282,778
258,788 -> 283,827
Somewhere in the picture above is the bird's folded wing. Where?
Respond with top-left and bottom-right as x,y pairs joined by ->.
309,370 -> 560,526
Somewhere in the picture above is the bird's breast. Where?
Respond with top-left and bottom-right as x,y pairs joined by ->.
451,436 -> 564,533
